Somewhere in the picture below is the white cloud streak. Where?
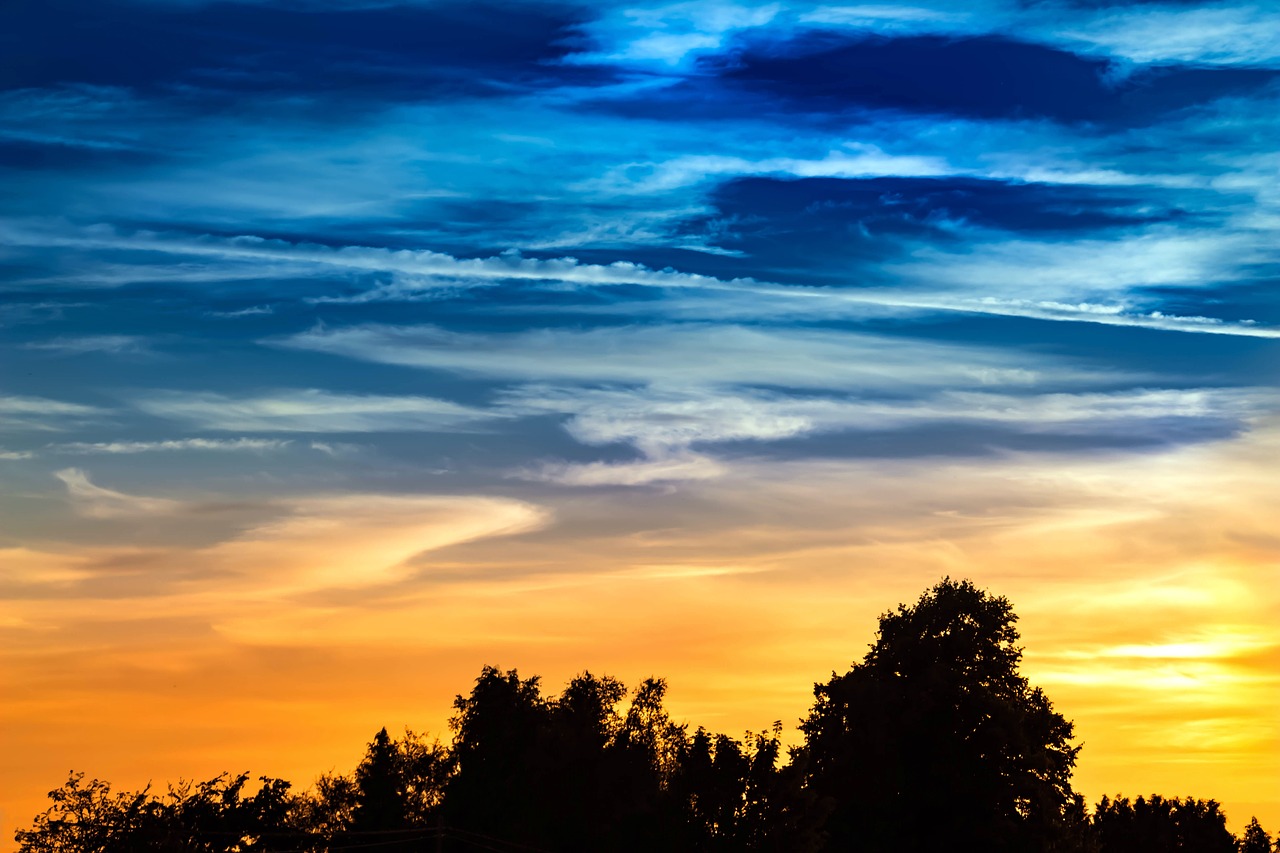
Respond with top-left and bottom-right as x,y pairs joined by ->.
134,390 -> 499,433
0,222 -> 760,292
4,221 -> 1275,337
503,383 -> 1273,484
0,395 -> 104,431
277,322 -> 1060,391
54,468 -> 185,518
54,438 -> 294,454
591,145 -> 953,193
23,335 -> 152,355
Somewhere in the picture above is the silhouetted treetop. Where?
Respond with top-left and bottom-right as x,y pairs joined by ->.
16,579 -> 1273,853
800,577 -> 1081,853
1092,794 -> 1239,853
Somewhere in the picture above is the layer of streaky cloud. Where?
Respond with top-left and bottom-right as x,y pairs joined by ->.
509,385 -> 1270,449
20,476 -> 551,596
5,218 -> 1275,336
22,335 -> 152,355
506,384 -> 1274,485
134,390 -> 498,433
2,438 -> 299,462
54,438 -> 293,455
0,395 -> 103,432
887,228 -> 1268,292
1039,3 -> 1280,68
589,145 -> 952,194
277,322 -> 1057,390
573,1 -> 1280,71
0,222 -> 759,292
209,494 -> 550,593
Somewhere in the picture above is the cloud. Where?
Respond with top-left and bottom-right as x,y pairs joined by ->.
133,390 -> 498,433
0,222 -> 761,292
206,304 -> 274,318
888,228 -> 1270,293
54,438 -> 293,454
277,322 -> 1062,390
524,451 -> 727,486
12,216 -> 1274,337
54,468 -> 185,518
9,235 -> 1272,342
0,395 -> 103,431
569,1 -> 785,68
24,485 -> 551,596
502,383 -> 1274,484
208,493 -> 550,592
23,335 -> 152,355
591,145 -> 953,194
575,1 -> 1280,72
308,440 -> 364,457
1045,4 -> 1280,68
0,547 -> 91,587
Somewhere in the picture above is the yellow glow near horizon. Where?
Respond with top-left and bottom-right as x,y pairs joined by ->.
2,424 -> 1278,850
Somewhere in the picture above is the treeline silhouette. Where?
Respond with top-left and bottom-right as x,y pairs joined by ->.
17,579 -> 1276,853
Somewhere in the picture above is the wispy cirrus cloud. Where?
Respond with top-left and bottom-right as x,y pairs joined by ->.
504,383 -> 1273,484
573,1 -> 1280,71
23,334 -> 152,355
275,322 -> 1064,390
133,390 -> 500,434
0,395 -> 104,431
9,218 -> 1275,336
0,222 -> 761,291
53,438 -> 293,454
54,467 -> 185,518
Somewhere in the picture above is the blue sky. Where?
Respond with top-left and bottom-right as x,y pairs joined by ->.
4,0 -> 1279,489
2,0 -> 1279,838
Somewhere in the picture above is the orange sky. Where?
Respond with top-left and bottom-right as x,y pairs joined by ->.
4,418 -> 1277,850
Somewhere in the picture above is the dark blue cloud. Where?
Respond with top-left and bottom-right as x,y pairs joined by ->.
1,0 -> 604,100
0,138 -> 159,171
715,417 -> 1244,462
591,32 -> 1279,127
673,176 -> 1187,280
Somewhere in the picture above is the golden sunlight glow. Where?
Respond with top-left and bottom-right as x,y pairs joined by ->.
2,424 -> 1277,848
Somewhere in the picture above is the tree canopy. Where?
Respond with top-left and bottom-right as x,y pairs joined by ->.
799,578 -> 1081,853
15,579 -> 1274,853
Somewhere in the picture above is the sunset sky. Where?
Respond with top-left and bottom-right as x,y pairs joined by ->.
2,0 -> 1279,845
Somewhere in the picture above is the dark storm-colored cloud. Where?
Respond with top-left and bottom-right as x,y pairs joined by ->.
0,138 -> 159,171
592,31 -> 1279,126
0,0 -> 605,99
673,175 -> 1188,278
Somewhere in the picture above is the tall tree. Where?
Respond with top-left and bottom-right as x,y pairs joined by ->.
443,667 -> 553,846
799,577 -> 1080,853
1239,817 -> 1274,853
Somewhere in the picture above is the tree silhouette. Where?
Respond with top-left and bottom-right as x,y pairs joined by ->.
1239,817 -> 1274,853
18,580 -> 1271,853
1091,794 -> 1238,853
15,771 -> 297,853
443,666 -> 554,847
799,577 -> 1080,853
15,773 -> 150,853
671,724 -> 825,853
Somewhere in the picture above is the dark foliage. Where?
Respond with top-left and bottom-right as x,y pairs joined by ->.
799,577 -> 1081,853
15,771 -> 297,852
1239,817 -> 1275,853
1092,795 -> 1239,853
15,579 -> 1272,853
